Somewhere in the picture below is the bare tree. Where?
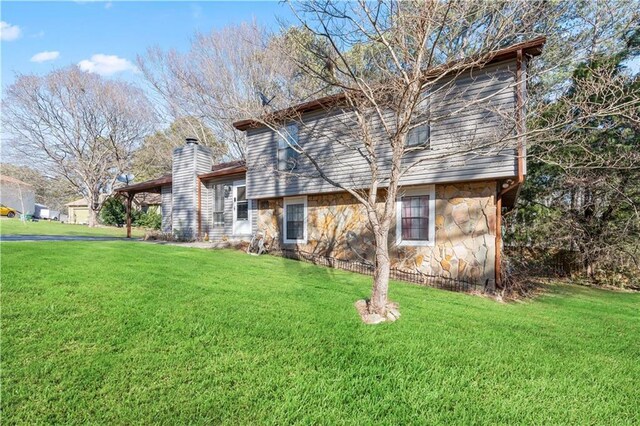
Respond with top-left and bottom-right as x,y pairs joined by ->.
236,0 -> 637,316
3,66 -> 153,226
137,21 -> 319,160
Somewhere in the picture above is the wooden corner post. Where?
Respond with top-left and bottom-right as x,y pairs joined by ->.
126,193 -> 134,238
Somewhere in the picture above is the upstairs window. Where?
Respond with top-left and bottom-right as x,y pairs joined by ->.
407,123 -> 430,148
396,185 -> 435,247
278,123 -> 300,171
406,95 -> 430,148
212,183 -> 224,225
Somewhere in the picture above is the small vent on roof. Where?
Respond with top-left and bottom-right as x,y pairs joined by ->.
185,137 -> 199,145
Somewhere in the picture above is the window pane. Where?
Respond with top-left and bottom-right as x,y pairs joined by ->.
286,203 -> 304,240
400,195 -> 429,241
237,201 -> 248,220
407,123 -> 430,147
237,186 -> 246,202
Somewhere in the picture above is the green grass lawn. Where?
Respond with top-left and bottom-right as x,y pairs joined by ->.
0,218 -> 145,238
2,242 -> 639,424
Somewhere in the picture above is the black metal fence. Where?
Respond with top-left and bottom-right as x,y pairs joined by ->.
274,248 -> 488,294
504,246 -> 582,278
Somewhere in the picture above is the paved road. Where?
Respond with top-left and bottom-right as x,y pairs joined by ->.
0,235 -> 138,242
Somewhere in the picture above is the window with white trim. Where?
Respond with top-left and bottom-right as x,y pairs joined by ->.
277,123 -> 300,171
396,185 -> 435,246
406,94 -> 430,148
212,184 -> 224,225
283,196 -> 307,244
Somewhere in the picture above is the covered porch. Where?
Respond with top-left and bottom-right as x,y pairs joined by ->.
114,175 -> 172,238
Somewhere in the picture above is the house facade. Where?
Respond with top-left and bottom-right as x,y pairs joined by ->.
119,37 -> 544,288
0,175 -> 36,216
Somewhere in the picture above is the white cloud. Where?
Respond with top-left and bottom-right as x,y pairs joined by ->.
104,2 -> 113,9
1,21 -> 22,41
78,54 -> 138,76
30,51 -> 60,63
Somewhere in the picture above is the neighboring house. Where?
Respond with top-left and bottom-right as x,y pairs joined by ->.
0,175 -> 36,215
66,198 -> 90,224
135,193 -> 162,214
118,38 -> 544,287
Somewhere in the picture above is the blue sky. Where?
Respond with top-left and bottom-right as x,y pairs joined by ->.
1,1 -> 294,90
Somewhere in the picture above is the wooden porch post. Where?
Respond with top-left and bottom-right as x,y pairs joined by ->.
126,193 -> 134,239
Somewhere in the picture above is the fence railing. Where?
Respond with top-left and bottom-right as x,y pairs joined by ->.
274,248 -> 488,294
504,246 -> 582,278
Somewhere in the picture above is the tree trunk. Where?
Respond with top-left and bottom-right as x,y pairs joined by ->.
370,228 -> 391,315
88,207 -> 99,227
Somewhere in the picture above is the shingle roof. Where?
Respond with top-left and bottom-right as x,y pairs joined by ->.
0,175 -> 34,187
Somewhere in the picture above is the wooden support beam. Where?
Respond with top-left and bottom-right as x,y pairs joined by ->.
126,193 -> 133,239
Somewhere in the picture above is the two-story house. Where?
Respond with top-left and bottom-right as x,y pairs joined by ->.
117,37 -> 545,288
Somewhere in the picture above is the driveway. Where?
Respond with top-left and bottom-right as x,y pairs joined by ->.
0,235 -> 138,242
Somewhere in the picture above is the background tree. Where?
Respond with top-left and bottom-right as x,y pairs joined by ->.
506,28 -> 640,286
132,117 -> 226,182
138,21 -> 319,159
2,67 -> 153,226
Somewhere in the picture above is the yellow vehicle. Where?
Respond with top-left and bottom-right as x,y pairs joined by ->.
0,204 -> 18,218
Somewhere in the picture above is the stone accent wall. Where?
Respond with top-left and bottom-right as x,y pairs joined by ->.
257,181 -> 497,285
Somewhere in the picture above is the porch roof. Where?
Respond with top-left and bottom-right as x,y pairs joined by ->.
114,174 -> 172,195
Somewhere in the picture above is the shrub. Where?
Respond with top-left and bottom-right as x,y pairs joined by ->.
134,210 -> 161,230
100,197 -> 126,226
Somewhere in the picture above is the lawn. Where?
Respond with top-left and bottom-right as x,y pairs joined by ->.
0,218 -> 146,238
2,242 -> 639,424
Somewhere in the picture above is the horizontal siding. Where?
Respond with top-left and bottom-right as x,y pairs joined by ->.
246,59 -> 521,199
172,144 -> 212,239
201,173 -> 254,241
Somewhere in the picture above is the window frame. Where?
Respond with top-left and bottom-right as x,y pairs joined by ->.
283,195 -> 308,244
212,183 -> 225,226
406,93 -> 431,149
277,123 -> 300,171
395,185 -> 436,247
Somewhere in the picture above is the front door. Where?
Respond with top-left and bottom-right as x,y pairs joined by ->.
232,180 -> 250,236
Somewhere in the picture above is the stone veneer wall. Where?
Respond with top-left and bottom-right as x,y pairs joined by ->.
257,181 -> 497,284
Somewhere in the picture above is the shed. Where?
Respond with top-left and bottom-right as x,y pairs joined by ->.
66,198 -> 90,224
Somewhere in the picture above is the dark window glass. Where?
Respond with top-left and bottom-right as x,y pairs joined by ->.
407,123 -> 430,147
278,124 -> 300,171
237,202 -> 248,220
286,203 -> 304,240
401,195 -> 429,240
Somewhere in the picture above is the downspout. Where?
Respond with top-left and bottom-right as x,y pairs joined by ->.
495,48 -> 525,288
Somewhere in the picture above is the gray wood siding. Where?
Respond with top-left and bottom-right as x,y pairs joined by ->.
246,59 -> 522,199
201,174 -> 256,241
161,184 -> 172,233
171,143 -> 212,239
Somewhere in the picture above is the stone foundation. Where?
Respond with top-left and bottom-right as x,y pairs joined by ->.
257,181 -> 497,285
